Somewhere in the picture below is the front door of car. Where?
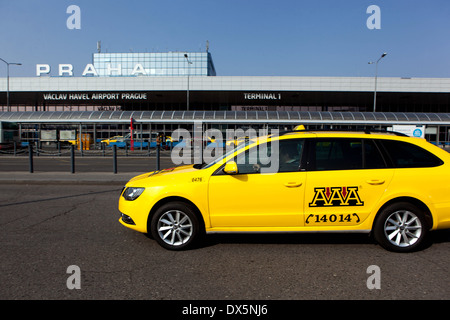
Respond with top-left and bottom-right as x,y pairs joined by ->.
208,139 -> 306,228
303,138 -> 394,228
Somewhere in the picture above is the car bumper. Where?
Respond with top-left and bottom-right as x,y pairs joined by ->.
434,201 -> 450,230
118,197 -> 150,233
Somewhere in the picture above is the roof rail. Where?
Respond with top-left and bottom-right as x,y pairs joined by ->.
274,128 -> 409,137
363,129 -> 408,136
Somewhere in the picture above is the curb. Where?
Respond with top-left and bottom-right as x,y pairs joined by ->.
0,172 -> 140,185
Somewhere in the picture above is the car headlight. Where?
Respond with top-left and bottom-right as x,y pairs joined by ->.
122,187 -> 145,201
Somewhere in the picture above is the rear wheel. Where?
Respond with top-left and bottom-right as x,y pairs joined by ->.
150,202 -> 202,250
374,202 -> 428,252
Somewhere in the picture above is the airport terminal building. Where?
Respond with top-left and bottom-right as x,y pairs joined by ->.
1,50 -> 450,145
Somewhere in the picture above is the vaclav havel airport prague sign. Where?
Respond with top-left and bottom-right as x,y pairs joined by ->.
43,92 -> 148,101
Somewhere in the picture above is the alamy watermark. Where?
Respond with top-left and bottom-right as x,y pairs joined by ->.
66,265 -> 81,290
367,5 -> 381,30
65,5 -> 380,31
65,264 -> 381,291
66,5 -> 81,30
170,123 -> 279,173
366,265 -> 381,290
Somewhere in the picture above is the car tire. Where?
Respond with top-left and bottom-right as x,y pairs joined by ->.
373,202 -> 428,253
150,202 -> 202,250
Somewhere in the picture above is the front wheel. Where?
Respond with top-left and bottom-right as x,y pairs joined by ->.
373,202 -> 429,253
150,202 -> 202,250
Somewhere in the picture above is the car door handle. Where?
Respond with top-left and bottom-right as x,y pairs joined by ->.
366,179 -> 385,185
284,182 -> 303,188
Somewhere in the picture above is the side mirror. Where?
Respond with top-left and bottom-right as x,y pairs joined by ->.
223,161 -> 238,174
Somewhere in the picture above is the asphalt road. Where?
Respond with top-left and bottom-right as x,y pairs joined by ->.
1,183 -> 449,301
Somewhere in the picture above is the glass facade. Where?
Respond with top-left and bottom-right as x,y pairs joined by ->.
92,52 -> 216,77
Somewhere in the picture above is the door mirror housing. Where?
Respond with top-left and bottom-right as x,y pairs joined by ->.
223,161 -> 238,174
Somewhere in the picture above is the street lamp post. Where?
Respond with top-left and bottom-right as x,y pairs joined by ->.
184,54 -> 192,111
0,58 -> 22,112
368,52 -> 387,112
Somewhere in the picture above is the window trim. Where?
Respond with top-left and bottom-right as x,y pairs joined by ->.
213,137 -> 443,175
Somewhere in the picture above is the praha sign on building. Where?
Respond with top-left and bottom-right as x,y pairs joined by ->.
36,63 -> 155,77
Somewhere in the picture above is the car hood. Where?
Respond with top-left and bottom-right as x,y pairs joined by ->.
126,164 -> 199,184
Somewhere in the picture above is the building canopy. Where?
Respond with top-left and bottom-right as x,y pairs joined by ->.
1,110 -> 450,125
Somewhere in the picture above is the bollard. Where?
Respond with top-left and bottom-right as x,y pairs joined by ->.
156,146 -> 160,170
113,144 -> 117,174
28,143 -> 34,173
70,144 -> 75,174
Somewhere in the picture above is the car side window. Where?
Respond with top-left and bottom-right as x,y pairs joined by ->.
379,140 -> 444,168
309,139 -> 363,171
278,139 -> 304,173
234,139 -> 304,174
364,139 -> 387,169
306,138 -> 388,171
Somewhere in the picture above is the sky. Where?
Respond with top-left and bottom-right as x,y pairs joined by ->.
0,0 -> 450,78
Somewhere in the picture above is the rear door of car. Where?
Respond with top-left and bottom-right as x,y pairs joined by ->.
303,137 -> 394,228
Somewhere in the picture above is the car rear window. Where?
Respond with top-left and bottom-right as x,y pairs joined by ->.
379,140 -> 444,168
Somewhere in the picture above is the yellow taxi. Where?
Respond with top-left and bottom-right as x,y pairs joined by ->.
101,133 -> 173,146
101,135 -> 125,145
118,130 -> 450,252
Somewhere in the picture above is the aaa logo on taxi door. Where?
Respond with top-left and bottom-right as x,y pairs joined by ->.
309,186 -> 364,207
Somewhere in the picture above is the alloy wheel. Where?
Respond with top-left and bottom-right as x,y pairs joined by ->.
383,210 -> 422,248
157,210 -> 193,246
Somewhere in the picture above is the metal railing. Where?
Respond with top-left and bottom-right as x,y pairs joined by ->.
0,142 -> 166,174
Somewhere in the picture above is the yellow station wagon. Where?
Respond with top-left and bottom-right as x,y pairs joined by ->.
118,130 -> 450,252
